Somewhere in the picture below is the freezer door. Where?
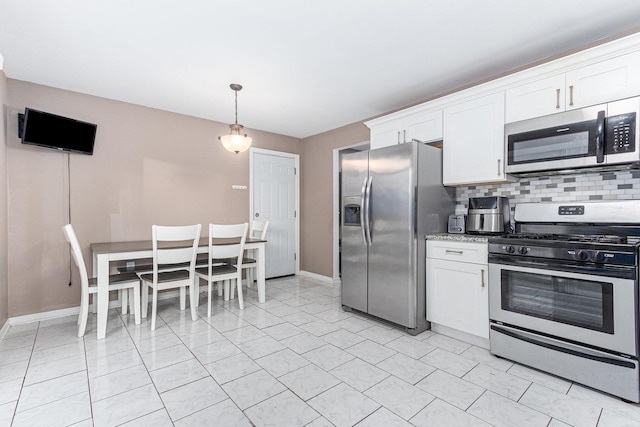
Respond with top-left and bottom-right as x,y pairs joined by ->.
340,151 -> 369,312
368,143 -> 416,327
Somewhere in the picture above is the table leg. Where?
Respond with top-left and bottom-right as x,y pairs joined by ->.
190,277 -> 198,321
96,254 -> 110,340
257,243 -> 266,303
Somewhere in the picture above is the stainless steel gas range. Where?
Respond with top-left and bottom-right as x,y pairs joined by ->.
488,200 -> 640,402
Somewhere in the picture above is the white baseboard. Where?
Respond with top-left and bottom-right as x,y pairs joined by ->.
0,319 -> 10,341
6,287 -> 197,328
430,323 -> 490,350
10,306 -> 81,326
297,271 -> 340,285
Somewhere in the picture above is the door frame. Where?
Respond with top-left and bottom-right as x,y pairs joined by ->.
332,141 -> 370,283
250,147 -> 300,276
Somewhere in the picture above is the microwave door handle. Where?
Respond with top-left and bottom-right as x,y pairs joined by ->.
596,110 -> 606,163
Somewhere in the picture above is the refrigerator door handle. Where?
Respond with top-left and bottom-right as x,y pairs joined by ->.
360,177 -> 368,246
365,176 -> 373,246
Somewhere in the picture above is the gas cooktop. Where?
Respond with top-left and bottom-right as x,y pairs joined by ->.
498,233 -> 628,244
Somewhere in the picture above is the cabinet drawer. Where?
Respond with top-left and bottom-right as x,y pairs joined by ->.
426,240 -> 487,264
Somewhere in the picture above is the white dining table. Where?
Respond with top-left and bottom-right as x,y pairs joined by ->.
90,237 -> 266,339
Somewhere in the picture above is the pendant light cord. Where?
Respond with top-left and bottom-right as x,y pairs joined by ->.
234,89 -> 239,125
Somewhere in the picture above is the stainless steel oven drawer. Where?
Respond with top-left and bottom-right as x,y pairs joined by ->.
490,323 -> 640,402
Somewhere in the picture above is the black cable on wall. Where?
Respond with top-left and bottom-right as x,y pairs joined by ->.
68,152 -> 72,286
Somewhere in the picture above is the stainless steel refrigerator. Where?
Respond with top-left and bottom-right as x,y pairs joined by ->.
341,141 -> 454,334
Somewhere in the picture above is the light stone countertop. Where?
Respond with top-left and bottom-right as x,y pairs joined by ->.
425,233 -> 490,243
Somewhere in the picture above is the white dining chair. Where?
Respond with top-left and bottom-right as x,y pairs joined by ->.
195,223 -> 248,317
62,224 -> 141,337
139,224 -> 202,331
240,220 -> 268,288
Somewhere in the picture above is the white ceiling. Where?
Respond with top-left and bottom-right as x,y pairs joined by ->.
1,1 -> 640,139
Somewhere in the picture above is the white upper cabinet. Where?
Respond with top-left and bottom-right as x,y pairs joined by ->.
443,92 -> 510,186
566,51 -> 640,110
366,34 -> 640,186
505,74 -> 566,123
367,109 -> 442,150
506,51 -> 640,123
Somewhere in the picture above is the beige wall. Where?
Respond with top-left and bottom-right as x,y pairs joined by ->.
300,122 -> 369,278
6,80 -> 301,317
0,69 -> 8,328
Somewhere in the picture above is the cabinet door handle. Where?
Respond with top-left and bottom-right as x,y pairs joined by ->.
556,88 -> 561,109
569,85 -> 574,106
497,159 -> 501,176
481,269 -> 486,287
397,131 -> 401,144
445,250 -> 463,255
403,129 -> 407,144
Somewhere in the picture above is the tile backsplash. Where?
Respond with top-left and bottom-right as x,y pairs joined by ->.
454,169 -> 640,218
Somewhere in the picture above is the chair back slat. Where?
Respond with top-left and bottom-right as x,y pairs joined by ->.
157,247 -> 195,265
250,220 -> 269,239
154,225 -> 201,241
212,244 -> 242,260
62,224 -> 89,289
208,223 -> 248,265
152,224 -> 202,276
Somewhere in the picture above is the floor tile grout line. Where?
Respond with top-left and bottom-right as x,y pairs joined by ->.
8,320 -> 39,425
4,276 -> 631,426
150,308 -> 249,422
82,332 -> 96,425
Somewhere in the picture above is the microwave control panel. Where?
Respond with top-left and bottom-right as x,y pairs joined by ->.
606,112 -> 636,153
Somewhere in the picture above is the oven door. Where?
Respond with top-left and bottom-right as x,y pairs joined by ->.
489,257 -> 637,357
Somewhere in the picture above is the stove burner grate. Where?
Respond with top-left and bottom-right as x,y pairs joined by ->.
501,233 -> 554,240
562,234 -> 627,244
502,233 -> 628,244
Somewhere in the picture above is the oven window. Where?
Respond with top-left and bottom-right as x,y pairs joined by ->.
501,270 -> 614,334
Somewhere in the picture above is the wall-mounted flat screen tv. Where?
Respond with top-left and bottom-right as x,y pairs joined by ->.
20,108 -> 97,155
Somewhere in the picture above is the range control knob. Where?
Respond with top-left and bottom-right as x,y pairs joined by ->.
518,246 -> 529,255
504,245 -> 516,254
575,250 -> 589,261
593,251 -> 606,263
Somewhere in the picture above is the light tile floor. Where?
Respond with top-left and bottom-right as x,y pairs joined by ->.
2,276 -> 640,426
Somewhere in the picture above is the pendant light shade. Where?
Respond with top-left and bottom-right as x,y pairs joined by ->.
219,84 -> 252,154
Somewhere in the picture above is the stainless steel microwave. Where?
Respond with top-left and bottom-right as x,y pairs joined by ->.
505,97 -> 639,174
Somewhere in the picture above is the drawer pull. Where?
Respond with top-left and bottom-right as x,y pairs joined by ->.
445,250 -> 464,255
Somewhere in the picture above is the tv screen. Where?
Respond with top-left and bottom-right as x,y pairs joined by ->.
21,108 -> 97,155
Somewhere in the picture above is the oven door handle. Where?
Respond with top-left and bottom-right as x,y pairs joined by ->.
490,324 -> 636,368
488,255 -> 637,280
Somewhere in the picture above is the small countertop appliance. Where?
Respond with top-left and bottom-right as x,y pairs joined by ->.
466,197 -> 510,234
448,214 -> 466,234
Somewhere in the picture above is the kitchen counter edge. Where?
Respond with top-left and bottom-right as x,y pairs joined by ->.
425,233 -> 489,243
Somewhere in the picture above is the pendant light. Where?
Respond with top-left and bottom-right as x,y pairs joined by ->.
219,83 -> 252,154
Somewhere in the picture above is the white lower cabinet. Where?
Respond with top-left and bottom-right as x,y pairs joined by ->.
426,240 -> 489,339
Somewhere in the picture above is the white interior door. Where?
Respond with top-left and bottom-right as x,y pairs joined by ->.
252,151 -> 297,278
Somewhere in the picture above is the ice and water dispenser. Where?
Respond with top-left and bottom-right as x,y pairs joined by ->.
343,195 -> 361,226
